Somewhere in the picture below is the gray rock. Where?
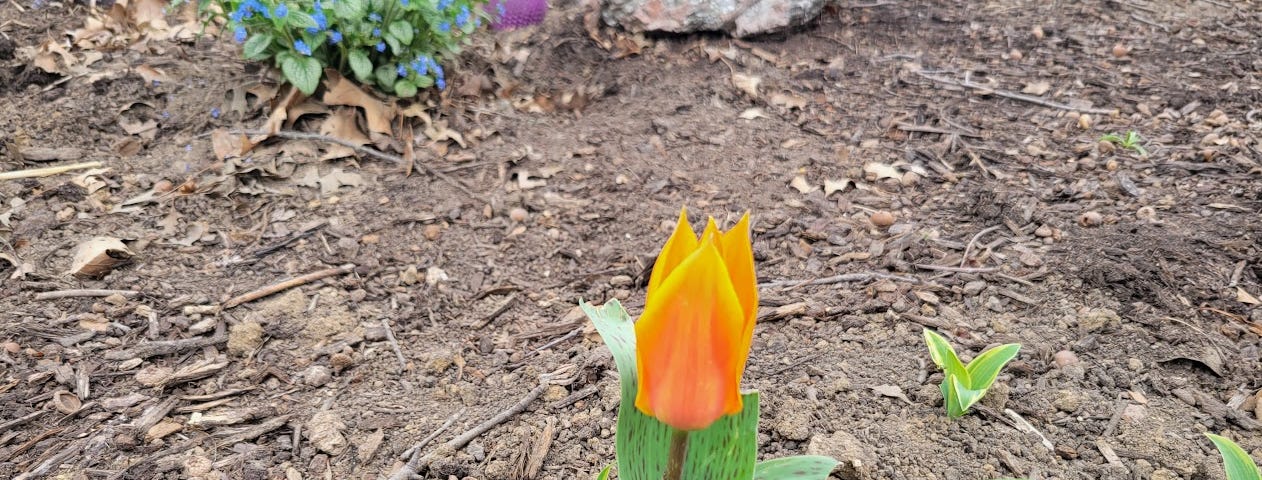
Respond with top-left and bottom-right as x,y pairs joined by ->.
806,431 -> 876,480
601,0 -> 828,37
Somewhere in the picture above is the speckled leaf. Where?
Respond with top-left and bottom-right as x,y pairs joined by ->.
581,299 -> 760,480
682,392 -> 759,479
582,299 -> 669,479
752,456 -> 840,480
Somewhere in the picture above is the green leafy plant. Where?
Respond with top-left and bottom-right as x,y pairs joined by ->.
1207,433 -> 1262,480
201,0 -> 491,95
1099,130 -> 1148,156
923,329 -> 1021,418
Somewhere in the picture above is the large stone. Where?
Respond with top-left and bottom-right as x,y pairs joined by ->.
601,0 -> 827,37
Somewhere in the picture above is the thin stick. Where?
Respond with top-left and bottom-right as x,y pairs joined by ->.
916,72 -> 1117,115
0,161 -> 103,181
34,289 -> 140,301
396,408 -> 465,463
392,384 -> 548,478
759,272 -> 921,289
222,263 -> 354,309
382,319 -> 407,371
227,130 -> 478,199
959,225 -> 1002,268
914,264 -> 999,273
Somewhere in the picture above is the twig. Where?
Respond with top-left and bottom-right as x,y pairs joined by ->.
508,327 -> 583,368
758,271 -> 922,289
0,161 -> 103,181
33,289 -> 140,301
992,272 -> 1036,287
896,122 -> 982,138
222,263 -> 355,309
0,410 -> 46,432
395,408 -> 465,465
390,367 -> 575,479
1129,13 -> 1168,32
228,130 -> 479,200
382,319 -> 407,371
103,321 -> 227,360
471,293 -> 518,329
916,71 -> 1117,115
914,264 -> 999,273
959,225 -> 1002,268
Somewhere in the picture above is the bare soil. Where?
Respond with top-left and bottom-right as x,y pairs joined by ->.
2,0 -> 1261,479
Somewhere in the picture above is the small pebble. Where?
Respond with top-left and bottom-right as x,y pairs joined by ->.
1008,48 -> 1023,61
509,207 -> 529,222
422,224 -> 443,241
304,365 -> 333,387
1078,211 -> 1103,227
1111,43 -> 1130,58
1031,25 -> 1045,40
1053,350 -> 1079,368
153,179 -> 174,193
1136,206 -> 1156,222
869,211 -> 895,227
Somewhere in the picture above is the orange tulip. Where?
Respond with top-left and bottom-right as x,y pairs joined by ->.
634,209 -> 758,431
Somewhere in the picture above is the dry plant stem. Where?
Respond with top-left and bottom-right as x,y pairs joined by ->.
959,225 -> 1002,268
0,161 -> 103,181
394,383 -> 549,479
914,264 -> 999,273
382,319 -> 407,371
222,263 -> 354,309
231,129 -> 479,199
758,271 -> 922,289
395,408 -> 465,466
665,429 -> 689,480
915,71 -> 1117,115
33,289 -> 140,300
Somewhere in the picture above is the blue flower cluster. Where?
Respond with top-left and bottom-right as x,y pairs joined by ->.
223,0 -> 471,92
399,55 -> 446,89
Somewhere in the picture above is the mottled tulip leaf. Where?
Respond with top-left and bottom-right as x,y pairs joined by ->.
752,456 -> 840,480
683,392 -> 759,480
1206,433 -> 1262,480
582,299 -> 669,479
581,299 -> 760,480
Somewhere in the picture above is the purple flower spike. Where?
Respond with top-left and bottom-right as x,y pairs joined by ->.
484,0 -> 547,30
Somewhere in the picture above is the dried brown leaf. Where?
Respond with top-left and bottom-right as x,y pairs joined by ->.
69,237 -> 134,279
323,71 -> 395,135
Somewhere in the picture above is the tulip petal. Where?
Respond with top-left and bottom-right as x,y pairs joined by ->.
635,238 -> 746,431
647,208 -> 698,295
720,213 -> 758,378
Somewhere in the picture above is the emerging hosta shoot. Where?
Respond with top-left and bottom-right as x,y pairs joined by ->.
1206,433 -> 1262,480
922,329 -> 1020,418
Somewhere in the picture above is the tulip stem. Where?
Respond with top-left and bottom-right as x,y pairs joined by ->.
665,428 -> 689,480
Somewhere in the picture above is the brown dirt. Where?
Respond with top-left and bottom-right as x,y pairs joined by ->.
2,0 -> 1261,479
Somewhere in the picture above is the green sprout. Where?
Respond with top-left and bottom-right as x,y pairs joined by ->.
1206,433 -> 1262,480
1099,130 -> 1148,157
923,329 -> 1021,418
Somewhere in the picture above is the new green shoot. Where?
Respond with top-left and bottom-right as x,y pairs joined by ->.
1099,130 -> 1148,157
923,329 -> 1020,418
1207,433 -> 1262,480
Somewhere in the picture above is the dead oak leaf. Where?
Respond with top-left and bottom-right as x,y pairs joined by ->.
318,108 -> 370,160
323,71 -> 395,136
1022,81 -> 1052,96
318,167 -> 364,195
211,129 -> 253,161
